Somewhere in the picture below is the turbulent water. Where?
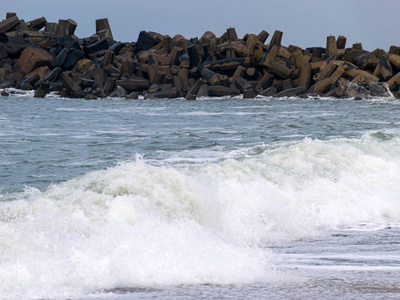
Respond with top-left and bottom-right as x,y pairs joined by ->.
1,93 -> 400,299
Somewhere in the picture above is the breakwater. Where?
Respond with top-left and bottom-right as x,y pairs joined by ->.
0,13 -> 398,100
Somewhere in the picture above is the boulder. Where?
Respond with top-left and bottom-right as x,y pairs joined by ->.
17,47 -> 53,74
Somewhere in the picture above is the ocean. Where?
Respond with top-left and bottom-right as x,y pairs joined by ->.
0,93 -> 399,299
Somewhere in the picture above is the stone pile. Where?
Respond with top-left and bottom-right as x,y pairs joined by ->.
0,13 -> 398,99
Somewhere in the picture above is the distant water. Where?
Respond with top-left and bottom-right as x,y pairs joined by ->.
1,93 -> 400,299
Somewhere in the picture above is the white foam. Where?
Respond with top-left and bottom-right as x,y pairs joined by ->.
1,133 -> 400,298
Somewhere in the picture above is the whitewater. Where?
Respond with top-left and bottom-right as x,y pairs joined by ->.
1,94 -> 400,299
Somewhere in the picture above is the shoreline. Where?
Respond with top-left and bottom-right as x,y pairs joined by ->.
0,13 -> 399,100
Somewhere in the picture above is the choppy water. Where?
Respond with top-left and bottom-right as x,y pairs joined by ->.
1,93 -> 400,299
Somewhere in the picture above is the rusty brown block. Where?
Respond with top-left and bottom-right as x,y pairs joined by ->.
60,72 -> 84,98
17,47 -> 52,74
270,30 -> 283,46
307,77 -> 333,94
326,36 -> 338,57
257,30 -> 269,44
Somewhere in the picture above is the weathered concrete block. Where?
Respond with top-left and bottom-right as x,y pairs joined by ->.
51,47 -> 85,70
84,38 -> 109,55
60,72 -> 84,97
0,16 -> 19,33
0,46 -> 8,60
196,83 -> 209,98
273,86 -> 306,97
187,44 -> 200,67
268,60 -> 292,79
101,50 -> 115,68
135,31 -> 159,54
389,46 -> 400,55
126,92 -> 139,99
282,78 -> 293,90
307,77 -> 333,94
96,18 -> 113,40
259,86 -> 277,97
243,88 -> 257,99
44,66 -> 62,82
329,64 -> 345,85
226,27 -> 238,41
19,73 -> 40,88
386,72 -> 400,90
270,30 -> 283,46
169,46 -> 184,65
235,77 -> 252,92
314,61 -> 337,81
6,12 -> 17,19
26,66 -> 51,80
45,22 -> 57,33
202,57 -> 246,71
257,30 -> 269,44
73,59 -> 92,74
255,72 -> 273,93
379,56 -> 393,81
344,69 -> 379,83
200,67 -> 220,85
26,17 -> 47,31
186,78 -> 205,97
34,80 -> 50,98
17,47 -> 53,74
115,78 -> 150,90
336,36 -> 347,49
208,85 -> 240,97
326,35 -> 338,57
4,34 -> 27,57
144,88 -> 177,99
56,19 -> 77,38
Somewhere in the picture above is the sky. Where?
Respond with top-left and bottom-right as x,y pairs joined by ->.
2,0 -> 400,51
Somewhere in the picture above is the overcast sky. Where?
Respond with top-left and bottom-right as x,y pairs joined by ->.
2,0 -> 399,51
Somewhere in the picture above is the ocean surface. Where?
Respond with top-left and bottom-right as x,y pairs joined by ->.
1,92 -> 400,299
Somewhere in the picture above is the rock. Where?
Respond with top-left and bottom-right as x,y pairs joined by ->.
17,47 -> 53,74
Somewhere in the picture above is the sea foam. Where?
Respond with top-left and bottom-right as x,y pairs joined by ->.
1,133 -> 400,299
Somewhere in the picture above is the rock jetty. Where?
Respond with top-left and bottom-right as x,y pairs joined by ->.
0,13 -> 398,100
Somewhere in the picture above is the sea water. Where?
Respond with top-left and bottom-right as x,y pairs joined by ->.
0,94 -> 399,299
